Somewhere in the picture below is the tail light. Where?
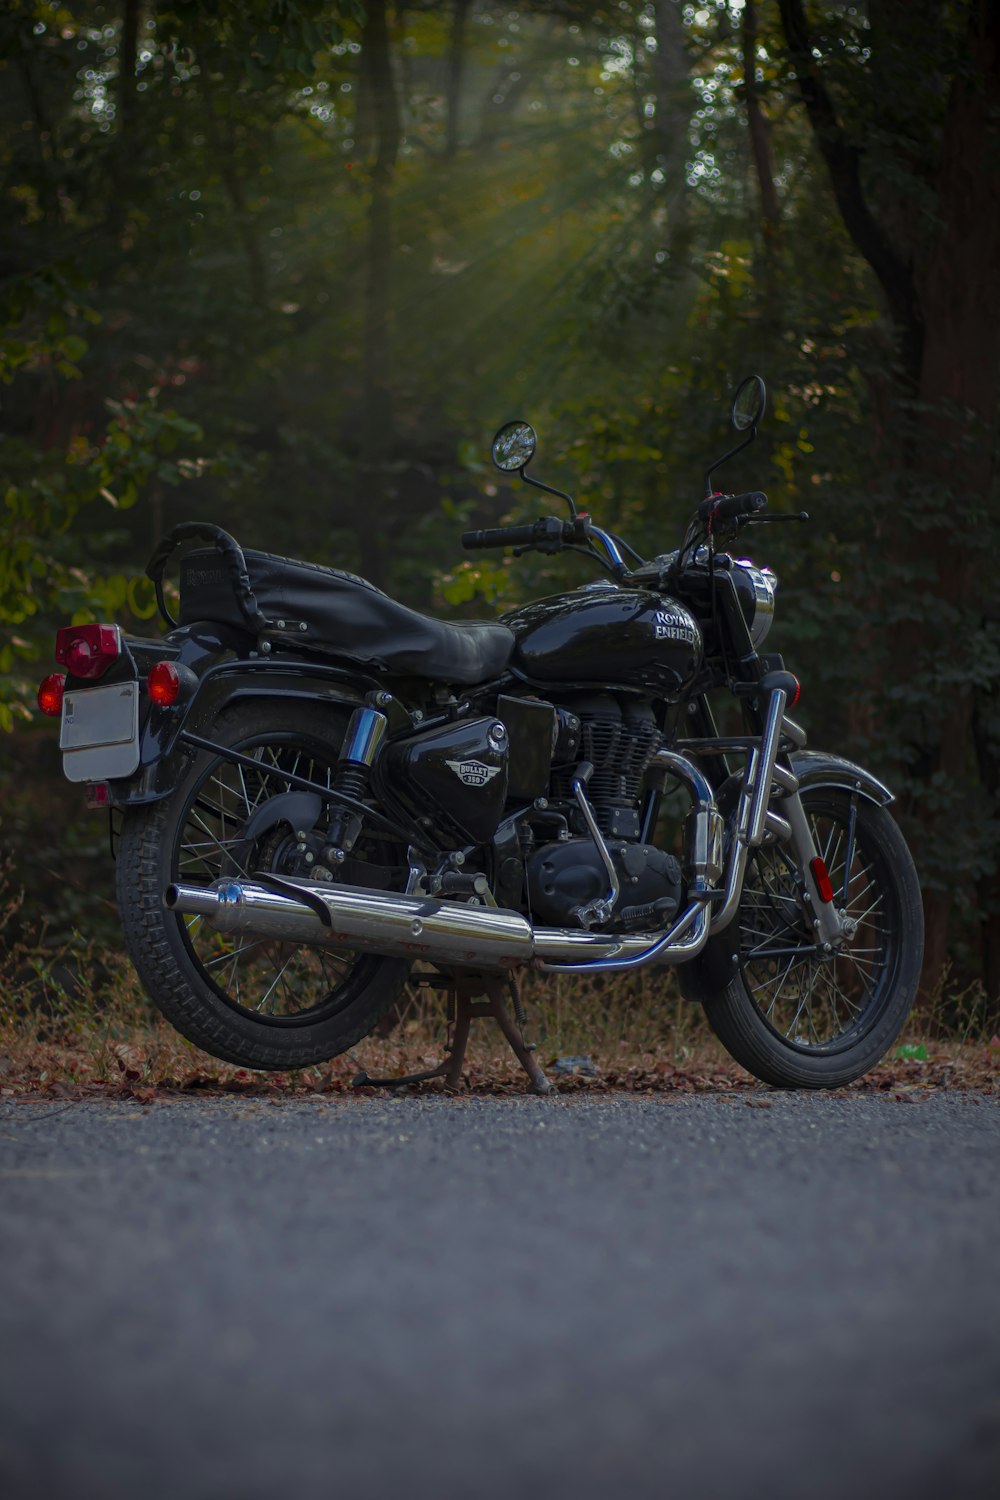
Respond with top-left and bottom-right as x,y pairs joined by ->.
37,674 -> 66,716
147,661 -> 181,706
55,623 -> 121,680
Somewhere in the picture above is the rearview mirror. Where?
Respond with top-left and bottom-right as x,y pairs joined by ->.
731,375 -> 766,433
491,421 -> 536,473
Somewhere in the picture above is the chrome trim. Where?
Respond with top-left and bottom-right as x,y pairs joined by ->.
709,840 -> 750,935
770,763 -> 799,795
781,715 -> 807,749
764,809 -> 792,842
538,899 -> 710,974
736,748 -> 758,843
649,749 -> 723,886
341,706 -> 388,766
571,771 -> 620,926
649,747 -> 715,806
167,877 -> 534,969
165,877 -> 712,972
586,524 -> 629,576
733,559 -> 777,647
746,688 -> 787,846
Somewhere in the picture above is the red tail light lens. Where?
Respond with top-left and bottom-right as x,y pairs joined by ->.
37,673 -> 66,716
55,623 -> 121,680
148,661 -> 181,706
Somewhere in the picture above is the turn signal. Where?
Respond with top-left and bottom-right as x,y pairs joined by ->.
37,673 -> 66,717
147,661 -> 181,706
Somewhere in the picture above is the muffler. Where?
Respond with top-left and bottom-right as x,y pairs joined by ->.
166,877 -> 533,970
165,876 -> 709,971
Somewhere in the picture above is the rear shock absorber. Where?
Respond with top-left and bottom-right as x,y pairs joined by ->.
323,706 -> 388,862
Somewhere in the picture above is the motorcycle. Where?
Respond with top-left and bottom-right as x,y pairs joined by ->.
37,376 -> 923,1091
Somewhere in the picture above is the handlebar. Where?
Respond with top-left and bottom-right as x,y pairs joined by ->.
462,516 -> 581,554
696,491 -> 768,524
462,522 -> 553,550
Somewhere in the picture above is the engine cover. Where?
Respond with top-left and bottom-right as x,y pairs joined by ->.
526,838 -> 682,930
379,716 -> 509,844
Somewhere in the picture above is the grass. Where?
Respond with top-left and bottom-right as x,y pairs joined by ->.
1,913 -> 997,1101
1,857 -> 996,1101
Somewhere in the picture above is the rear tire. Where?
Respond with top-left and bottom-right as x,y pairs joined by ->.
688,789 -> 923,1088
116,700 -> 410,1071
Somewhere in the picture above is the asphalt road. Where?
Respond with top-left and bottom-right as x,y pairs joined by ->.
1,1091 -> 998,1500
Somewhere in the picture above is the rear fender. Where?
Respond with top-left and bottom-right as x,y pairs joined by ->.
109,637 -> 383,807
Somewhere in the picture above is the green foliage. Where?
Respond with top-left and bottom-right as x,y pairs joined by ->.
0,0 -> 996,1010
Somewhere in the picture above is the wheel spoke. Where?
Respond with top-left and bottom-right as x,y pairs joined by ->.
254,950 -> 297,1013
737,794 -> 898,1050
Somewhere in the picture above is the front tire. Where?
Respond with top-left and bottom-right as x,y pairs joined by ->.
688,788 -> 923,1088
116,700 -> 411,1071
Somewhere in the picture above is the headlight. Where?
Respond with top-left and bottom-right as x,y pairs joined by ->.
733,559 -> 778,647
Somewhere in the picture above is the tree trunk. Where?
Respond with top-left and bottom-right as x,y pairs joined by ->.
909,3 -> 1000,999
741,0 -> 780,230
445,0 -> 470,160
109,0 -> 141,237
356,0 -> 401,589
647,0 -> 691,251
197,81 -> 268,306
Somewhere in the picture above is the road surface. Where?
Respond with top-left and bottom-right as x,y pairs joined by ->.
1,1091 -> 997,1499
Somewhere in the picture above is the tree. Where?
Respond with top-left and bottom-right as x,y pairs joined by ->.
776,0 -> 1000,1010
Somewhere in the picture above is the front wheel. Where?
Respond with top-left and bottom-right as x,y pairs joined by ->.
688,788 -> 923,1088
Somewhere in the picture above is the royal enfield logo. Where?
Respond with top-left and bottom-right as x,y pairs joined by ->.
445,759 -> 501,788
653,609 -> 698,644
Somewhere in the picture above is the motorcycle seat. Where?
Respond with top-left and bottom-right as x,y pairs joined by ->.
178,548 -> 515,686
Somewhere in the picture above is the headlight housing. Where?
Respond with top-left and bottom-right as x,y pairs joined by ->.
732,559 -> 778,647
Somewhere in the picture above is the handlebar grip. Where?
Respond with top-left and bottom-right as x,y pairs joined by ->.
697,491 -> 768,523
461,523 -> 543,550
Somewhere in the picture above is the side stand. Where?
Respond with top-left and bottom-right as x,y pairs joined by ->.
352,976 -> 553,1095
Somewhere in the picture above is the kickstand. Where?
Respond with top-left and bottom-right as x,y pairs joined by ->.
352,975 -> 553,1095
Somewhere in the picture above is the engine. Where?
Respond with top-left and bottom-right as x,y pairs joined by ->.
524,693 -> 682,931
527,837 -> 681,930
550,693 -> 661,841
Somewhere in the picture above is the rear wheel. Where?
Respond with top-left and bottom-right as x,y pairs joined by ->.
116,700 -> 410,1070
694,788 -> 923,1088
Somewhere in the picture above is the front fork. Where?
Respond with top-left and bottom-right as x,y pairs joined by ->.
709,677 -> 844,948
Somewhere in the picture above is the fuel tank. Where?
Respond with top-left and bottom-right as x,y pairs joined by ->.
503,582 -> 703,697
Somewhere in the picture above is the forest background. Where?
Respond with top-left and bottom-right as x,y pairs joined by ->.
1,0 -> 998,1032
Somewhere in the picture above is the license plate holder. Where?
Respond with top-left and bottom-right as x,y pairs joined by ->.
60,681 -> 140,783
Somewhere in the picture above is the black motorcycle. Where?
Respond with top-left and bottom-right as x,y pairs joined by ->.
38,377 -> 923,1090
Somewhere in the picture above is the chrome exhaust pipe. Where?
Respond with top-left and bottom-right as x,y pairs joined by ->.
166,878 -> 534,970
165,877 -> 710,971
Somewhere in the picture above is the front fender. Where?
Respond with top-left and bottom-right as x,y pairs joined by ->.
788,750 -> 894,807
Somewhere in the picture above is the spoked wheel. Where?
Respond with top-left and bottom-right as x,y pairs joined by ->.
117,701 -> 411,1070
699,787 -> 923,1087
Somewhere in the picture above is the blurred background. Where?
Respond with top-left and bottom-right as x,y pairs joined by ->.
1,0 -> 997,1031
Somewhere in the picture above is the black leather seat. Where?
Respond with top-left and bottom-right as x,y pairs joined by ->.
179,549 -> 515,686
